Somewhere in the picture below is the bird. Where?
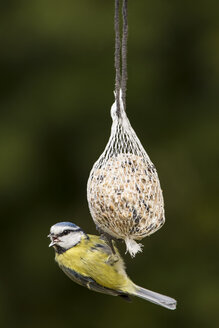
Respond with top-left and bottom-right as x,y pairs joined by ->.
48,221 -> 176,310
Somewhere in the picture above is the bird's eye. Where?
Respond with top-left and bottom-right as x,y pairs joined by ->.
63,230 -> 69,235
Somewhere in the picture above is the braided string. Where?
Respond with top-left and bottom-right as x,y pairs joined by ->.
121,0 -> 128,110
114,0 -> 128,116
115,0 -> 121,117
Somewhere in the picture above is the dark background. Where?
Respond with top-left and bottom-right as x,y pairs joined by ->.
1,1 -> 218,327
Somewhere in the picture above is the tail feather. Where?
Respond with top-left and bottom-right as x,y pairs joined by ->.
132,285 -> 177,310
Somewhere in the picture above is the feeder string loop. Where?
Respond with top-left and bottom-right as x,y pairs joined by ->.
121,0 -> 128,111
114,0 -> 128,117
114,0 -> 121,117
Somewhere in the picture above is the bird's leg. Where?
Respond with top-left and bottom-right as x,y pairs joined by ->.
96,226 -> 117,254
104,233 -> 117,255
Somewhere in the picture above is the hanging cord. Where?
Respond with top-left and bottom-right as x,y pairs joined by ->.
114,0 -> 121,117
114,0 -> 128,117
121,0 -> 128,110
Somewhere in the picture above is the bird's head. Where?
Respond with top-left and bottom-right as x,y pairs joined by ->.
48,222 -> 85,252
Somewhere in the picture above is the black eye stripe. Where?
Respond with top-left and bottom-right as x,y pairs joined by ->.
73,228 -> 81,232
58,230 -> 72,237
57,228 -> 81,237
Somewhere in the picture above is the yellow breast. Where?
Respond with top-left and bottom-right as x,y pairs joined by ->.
55,235 -> 133,292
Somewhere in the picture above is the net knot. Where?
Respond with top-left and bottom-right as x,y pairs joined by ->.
111,89 -> 126,122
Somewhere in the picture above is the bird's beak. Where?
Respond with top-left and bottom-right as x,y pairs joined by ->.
48,233 -> 59,247
49,240 -> 55,247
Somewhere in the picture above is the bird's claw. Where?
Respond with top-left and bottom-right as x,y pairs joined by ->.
106,254 -> 119,265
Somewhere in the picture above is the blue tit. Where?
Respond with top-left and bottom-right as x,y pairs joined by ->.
48,221 -> 176,310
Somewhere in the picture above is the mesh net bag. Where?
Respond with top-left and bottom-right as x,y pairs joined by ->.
87,93 -> 165,256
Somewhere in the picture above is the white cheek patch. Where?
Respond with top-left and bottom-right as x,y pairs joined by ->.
59,232 -> 83,249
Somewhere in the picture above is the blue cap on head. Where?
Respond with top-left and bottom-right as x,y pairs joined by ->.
54,222 -> 79,229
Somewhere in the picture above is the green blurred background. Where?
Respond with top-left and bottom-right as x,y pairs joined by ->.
1,1 -> 218,327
